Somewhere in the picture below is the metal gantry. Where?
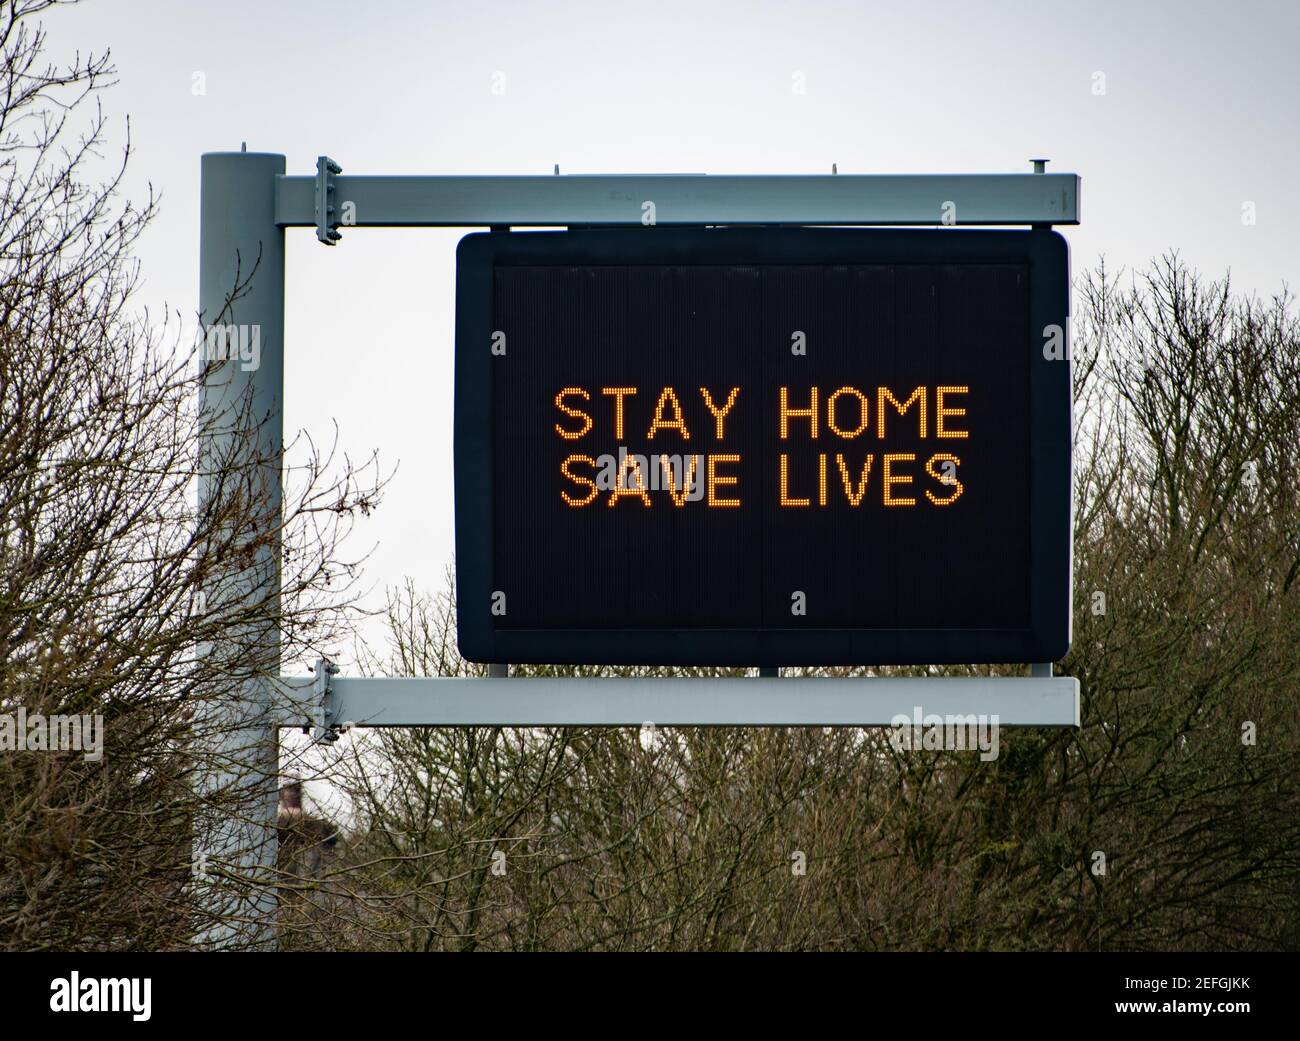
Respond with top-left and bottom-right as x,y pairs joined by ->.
197,151 -> 1082,947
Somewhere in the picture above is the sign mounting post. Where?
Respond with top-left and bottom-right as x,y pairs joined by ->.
196,151 -> 285,950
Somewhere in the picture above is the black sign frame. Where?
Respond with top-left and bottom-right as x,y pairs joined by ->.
454,227 -> 1071,667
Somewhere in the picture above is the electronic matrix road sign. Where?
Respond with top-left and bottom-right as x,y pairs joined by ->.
455,227 -> 1071,666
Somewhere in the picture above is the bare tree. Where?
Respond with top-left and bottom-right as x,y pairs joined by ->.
291,256 -> 1300,951
0,0 -> 383,949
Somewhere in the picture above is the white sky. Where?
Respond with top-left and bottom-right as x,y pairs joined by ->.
47,0 -> 1300,666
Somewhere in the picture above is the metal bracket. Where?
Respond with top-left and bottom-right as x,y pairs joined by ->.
314,156 -> 343,245
277,168 -> 1080,229
305,657 -> 342,742
275,673 -> 1081,728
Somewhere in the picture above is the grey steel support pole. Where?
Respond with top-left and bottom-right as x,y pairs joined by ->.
196,151 -> 286,950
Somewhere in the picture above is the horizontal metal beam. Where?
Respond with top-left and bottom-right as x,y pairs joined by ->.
274,173 -> 1079,228
275,675 -> 1080,728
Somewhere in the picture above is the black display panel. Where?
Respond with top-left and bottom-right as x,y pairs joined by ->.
454,228 -> 1071,666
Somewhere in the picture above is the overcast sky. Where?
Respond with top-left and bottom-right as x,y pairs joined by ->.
47,0 -> 1300,664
